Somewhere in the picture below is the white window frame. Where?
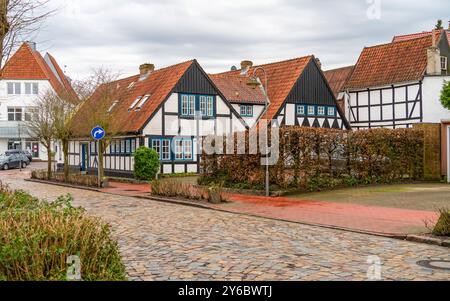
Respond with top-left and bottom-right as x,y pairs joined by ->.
7,107 -> 22,121
327,107 -> 335,116
25,83 -> 32,95
206,96 -> 214,116
200,96 -> 207,116
183,140 -> 193,160
32,83 -> 39,95
136,95 -> 150,110
307,106 -> 315,116
181,95 -> 189,116
297,105 -> 305,116
441,56 -> 448,70
317,106 -> 325,116
108,100 -> 119,113
174,140 -> 183,160
161,139 -> 171,161
188,95 -> 195,116
7,82 -> 21,95
129,96 -> 142,111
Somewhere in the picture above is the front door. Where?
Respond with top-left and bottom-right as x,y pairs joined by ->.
25,142 -> 40,158
81,144 -> 88,172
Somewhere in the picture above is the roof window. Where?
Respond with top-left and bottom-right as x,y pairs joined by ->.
108,100 -> 119,113
129,96 -> 142,111
135,95 -> 151,110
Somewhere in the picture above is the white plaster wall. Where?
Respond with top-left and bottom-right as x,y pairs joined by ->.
142,108 -> 162,136
231,103 -> 264,128
285,103 -> 295,126
422,76 -> 450,122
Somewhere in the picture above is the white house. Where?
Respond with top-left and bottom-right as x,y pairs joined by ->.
211,57 -> 350,130
0,42 -> 78,160
335,30 -> 450,129
65,61 -> 247,177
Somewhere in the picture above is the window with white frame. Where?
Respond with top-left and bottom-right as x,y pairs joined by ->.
108,100 -> 119,113
188,95 -> 195,116
307,106 -> 315,116
125,139 -> 131,153
136,95 -> 150,110
297,105 -> 305,116
7,107 -> 22,121
183,140 -> 193,160
120,140 -> 125,153
181,95 -> 189,115
441,56 -> 448,70
317,106 -> 325,116
25,83 -> 39,95
7,82 -> 21,95
33,83 -> 39,95
327,107 -> 335,116
200,96 -> 207,116
174,140 -> 183,160
152,139 -> 161,157
161,140 -> 170,160
206,96 -> 214,116
240,105 -> 253,117
129,96 -> 142,111
131,139 -> 136,153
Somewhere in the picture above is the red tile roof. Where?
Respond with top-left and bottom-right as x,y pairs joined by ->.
324,65 -> 354,97
0,42 -> 78,102
393,30 -> 450,45
71,60 -> 195,136
214,56 -> 313,120
209,74 -> 266,104
346,32 -> 445,90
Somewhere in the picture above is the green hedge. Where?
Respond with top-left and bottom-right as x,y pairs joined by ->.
134,147 -> 160,181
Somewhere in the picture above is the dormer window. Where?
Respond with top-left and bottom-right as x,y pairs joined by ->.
135,95 -> 151,110
441,56 -> 448,71
108,100 -> 119,113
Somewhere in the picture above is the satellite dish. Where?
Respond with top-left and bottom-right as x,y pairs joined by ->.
231,65 -> 237,71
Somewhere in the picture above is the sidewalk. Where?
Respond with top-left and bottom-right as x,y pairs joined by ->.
101,181 -> 438,237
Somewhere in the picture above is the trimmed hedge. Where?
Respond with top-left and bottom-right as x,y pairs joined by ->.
200,127 -> 424,191
31,170 -> 100,187
134,147 -> 160,181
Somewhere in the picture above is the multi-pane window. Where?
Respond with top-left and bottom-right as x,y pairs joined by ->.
180,94 -> 215,117
296,105 -> 305,116
183,140 -> 193,160
441,56 -> 448,70
120,140 -> 125,153
7,82 -> 21,95
125,139 -> 131,153
240,105 -> 253,117
174,140 -> 183,160
327,107 -> 336,116
317,106 -> 325,116
307,106 -> 315,116
24,83 -> 39,95
152,140 -> 161,156
7,107 -> 22,121
181,95 -> 189,115
161,140 -> 170,160
131,139 -> 136,153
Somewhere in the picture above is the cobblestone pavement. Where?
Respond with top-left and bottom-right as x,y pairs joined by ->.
1,173 -> 449,281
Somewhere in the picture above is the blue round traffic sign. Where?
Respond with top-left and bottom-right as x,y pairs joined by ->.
91,126 -> 105,140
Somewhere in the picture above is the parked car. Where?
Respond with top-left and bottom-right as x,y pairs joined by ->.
5,150 -> 32,164
0,153 -> 30,170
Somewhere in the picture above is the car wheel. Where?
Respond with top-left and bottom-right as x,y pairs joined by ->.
3,164 -> 9,170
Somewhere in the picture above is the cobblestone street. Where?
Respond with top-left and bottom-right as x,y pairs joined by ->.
1,170 -> 449,281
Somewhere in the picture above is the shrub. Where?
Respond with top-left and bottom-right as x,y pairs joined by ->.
31,170 -> 100,187
432,209 -> 450,237
150,179 -> 225,203
440,81 -> 450,111
0,183 -> 127,281
201,127 -> 424,192
134,147 -> 160,181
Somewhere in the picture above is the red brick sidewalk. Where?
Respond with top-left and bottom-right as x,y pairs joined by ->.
101,181 -> 438,236
220,194 -> 439,236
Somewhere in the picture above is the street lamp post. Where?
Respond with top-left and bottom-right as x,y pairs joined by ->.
247,67 -> 270,197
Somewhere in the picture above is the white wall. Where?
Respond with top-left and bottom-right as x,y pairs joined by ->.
231,103 -> 265,128
422,75 -> 450,123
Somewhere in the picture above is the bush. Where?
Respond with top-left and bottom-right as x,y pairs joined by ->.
432,209 -> 450,237
201,127 -> 424,192
440,81 -> 450,111
150,179 -> 225,203
0,183 -> 126,281
31,170 -> 100,187
134,147 -> 160,181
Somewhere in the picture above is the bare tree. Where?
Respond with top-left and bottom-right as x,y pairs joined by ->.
27,90 -> 56,179
53,92 -> 79,181
73,67 -> 121,182
0,0 -> 55,69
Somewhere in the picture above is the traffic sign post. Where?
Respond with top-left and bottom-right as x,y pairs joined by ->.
91,126 -> 105,188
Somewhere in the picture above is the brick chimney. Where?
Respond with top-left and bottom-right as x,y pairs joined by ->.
139,63 -> 155,75
426,29 -> 441,75
26,41 -> 37,52
240,60 -> 253,70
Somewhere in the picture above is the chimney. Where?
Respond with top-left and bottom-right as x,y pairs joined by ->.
139,63 -> 155,75
240,60 -> 253,70
427,29 -> 441,75
315,58 -> 322,70
26,41 -> 37,52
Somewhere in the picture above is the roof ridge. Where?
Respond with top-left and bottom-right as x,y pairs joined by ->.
367,30 -> 443,50
324,65 -> 354,72
214,55 -> 313,75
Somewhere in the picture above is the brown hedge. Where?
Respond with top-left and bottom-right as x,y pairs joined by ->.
200,127 -> 424,190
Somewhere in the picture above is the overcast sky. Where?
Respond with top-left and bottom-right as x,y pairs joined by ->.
33,0 -> 449,80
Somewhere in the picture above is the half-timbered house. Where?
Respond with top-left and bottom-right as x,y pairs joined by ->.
344,30 -> 450,129
211,57 -> 350,130
65,60 -> 247,177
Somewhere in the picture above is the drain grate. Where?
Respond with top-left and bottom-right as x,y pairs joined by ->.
417,260 -> 450,271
